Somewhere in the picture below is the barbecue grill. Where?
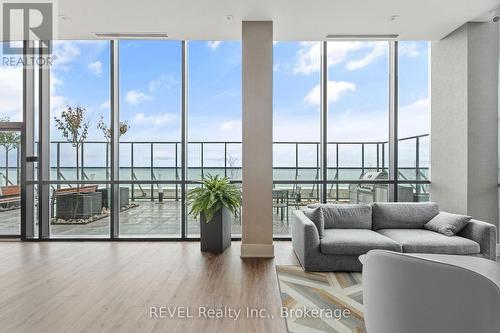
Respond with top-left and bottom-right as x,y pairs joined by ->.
349,171 -> 413,204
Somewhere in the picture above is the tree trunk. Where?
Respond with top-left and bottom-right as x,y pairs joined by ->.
76,145 -> 80,191
5,148 -> 8,186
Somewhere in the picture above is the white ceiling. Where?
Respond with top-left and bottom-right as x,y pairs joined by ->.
53,0 -> 500,41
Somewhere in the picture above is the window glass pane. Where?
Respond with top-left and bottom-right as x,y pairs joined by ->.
327,41 -> 389,204
0,130 -> 21,235
398,41 -> 430,189
49,183 -> 110,237
118,40 -> 182,238
273,41 -> 321,236
50,41 -> 111,181
187,41 -> 242,236
0,42 -> 23,121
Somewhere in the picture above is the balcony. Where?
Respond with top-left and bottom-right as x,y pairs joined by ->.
0,135 -> 429,237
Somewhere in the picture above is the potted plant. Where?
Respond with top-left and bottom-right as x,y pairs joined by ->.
188,174 -> 241,253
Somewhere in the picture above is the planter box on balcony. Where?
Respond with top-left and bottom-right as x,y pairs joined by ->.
97,187 -> 130,209
55,191 -> 102,220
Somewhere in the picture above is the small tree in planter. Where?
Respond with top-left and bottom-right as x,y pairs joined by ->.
97,114 -> 130,142
97,114 -> 129,179
0,117 -> 21,186
54,106 -> 89,187
97,115 -> 130,209
188,174 -> 241,253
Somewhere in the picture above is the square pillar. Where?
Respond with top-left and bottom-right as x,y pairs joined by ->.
241,21 -> 274,258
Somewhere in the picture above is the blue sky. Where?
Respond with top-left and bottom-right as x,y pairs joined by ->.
0,39 -> 429,173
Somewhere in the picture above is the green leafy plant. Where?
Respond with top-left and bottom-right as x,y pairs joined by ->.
187,174 -> 241,223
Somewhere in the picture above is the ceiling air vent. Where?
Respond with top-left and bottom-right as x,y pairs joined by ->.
93,32 -> 169,39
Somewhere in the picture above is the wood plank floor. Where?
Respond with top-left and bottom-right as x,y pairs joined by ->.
0,240 -> 299,333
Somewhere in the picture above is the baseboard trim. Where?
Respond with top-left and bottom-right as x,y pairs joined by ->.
240,243 -> 274,258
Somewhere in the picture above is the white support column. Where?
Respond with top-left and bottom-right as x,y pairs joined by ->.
241,21 -> 274,258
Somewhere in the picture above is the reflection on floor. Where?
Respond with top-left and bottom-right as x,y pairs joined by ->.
0,201 -> 294,237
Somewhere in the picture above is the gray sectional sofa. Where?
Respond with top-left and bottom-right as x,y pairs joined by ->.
292,202 -> 497,272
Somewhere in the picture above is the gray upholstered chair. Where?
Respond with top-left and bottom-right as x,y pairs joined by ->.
363,250 -> 500,333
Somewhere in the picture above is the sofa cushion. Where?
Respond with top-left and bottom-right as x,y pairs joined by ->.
372,202 -> 439,230
308,204 -> 372,229
320,229 -> 402,255
303,207 -> 325,238
377,229 -> 480,255
424,212 -> 471,236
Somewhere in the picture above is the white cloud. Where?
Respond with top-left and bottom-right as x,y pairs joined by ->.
100,100 -> 110,109
399,97 -> 430,137
293,42 -> 321,75
303,80 -> 356,106
125,90 -> 152,105
293,41 -> 390,75
52,42 -> 81,68
293,42 -> 367,75
148,74 -> 176,91
220,120 -> 241,132
87,61 -> 102,75
133,112 -> 176,125
399,42 -> 421,58
207,41 -> 222,50
0,67 -> 23,120
49,73 -> 70,116
345,42 -> 386,70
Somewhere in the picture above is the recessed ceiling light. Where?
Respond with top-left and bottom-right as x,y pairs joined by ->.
326,34 -> 399,40
225,15 -> 233,22
93,32 -> 169,39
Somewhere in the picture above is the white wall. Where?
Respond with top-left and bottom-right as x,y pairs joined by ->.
431,22 -> 498,227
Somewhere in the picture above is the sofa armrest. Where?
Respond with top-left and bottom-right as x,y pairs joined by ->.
291,210 -> 320,268
457,219 -> 497,260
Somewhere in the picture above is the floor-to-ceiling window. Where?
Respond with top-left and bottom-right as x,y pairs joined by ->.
273,42 -> 322,236
398,41 -> 431,201
326,41 -> 389,203
187,40 -> 242,236
49,41 -> 111,237
14,39 -> 431,240
119,40 -> 182,237
0,42 -> 23,235
272,41 -> 431,236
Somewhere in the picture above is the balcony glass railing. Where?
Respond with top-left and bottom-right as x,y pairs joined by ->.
0,135 -> 430,237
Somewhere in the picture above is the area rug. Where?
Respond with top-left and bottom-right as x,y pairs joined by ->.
276,265 -> 365,333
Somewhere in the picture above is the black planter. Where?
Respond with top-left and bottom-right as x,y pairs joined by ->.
97,187 -> 130,209
200,207 -> 232,253
55,192 -> 102,220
